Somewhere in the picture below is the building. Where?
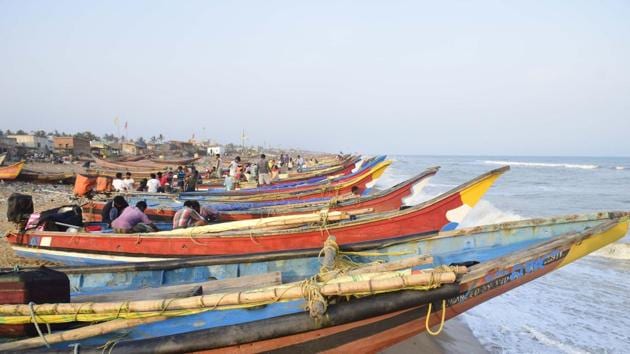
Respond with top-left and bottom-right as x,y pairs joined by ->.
121,142 -> 142,155
53,136 -> 91,156
0,136 -> 18,159
90,141 -> 120,158
7,135 -> 53,152
207,146 -> 223,156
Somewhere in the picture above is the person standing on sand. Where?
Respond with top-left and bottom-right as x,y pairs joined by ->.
123,172 -> 135,191
215,154 -> 222,179
112,172 -> 125,192
257,154 -> 271,185
147,173 -> 160,193
176,166 -> 186,191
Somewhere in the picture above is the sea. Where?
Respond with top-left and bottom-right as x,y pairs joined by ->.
373,155 -> 630,354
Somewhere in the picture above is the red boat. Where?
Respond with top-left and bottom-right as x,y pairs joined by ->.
7,167 -> 508,260
82,167 -> 439,223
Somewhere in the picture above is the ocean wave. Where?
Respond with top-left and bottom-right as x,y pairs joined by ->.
482,160 -> 599,170
460,200 -> 524,227
591,242 -> 630,260
523,325 -> 590,354
614,166 -> 626,170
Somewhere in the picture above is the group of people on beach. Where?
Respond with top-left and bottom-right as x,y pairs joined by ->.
107,153 -> 322,194
217,153 -> 315,191
111,166 -> 201,194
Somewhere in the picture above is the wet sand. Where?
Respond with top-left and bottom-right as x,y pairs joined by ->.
380,317 -> 487,354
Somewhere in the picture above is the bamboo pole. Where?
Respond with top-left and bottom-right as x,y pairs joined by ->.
155,209 -> 372,236
0,316 -> 167,351
0,270 -> 456,317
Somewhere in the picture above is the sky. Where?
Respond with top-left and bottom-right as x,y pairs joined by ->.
0,0 -> 629,156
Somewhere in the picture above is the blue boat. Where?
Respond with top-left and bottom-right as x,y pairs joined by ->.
2,211 -> 625,353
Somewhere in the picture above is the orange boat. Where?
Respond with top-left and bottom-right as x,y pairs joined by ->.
0,161 -> 25,180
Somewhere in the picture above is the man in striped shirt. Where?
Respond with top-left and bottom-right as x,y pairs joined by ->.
172,200 -> 208,229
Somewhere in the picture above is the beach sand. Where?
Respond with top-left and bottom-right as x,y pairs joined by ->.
380,317 -> 487,354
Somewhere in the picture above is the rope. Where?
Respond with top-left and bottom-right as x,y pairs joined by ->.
425,299 -> 446,336
300,277 -> 327,318
28,302 -> 50,348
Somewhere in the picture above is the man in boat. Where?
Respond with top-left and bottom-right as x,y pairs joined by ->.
101,195 -> 129,226
112,172 -> 125,192
172,200 -> 208,229
123,172 -> 135,191
257,154 -> 271,186
111,201 -> 158,233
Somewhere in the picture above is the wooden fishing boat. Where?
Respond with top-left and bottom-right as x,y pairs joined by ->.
81,167 -> 439,223
7,166 -> 508,264
186,156 -> 385,196
0,161 -> 24,180
1,212 -> 626,352
17,169 -> 75,184
81,158 -> 391,204
92,156 -> 169,170
195,155 -> 362,190
149,157 -> 201,165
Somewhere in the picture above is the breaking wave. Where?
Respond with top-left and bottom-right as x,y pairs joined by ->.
482,160 -> 599,170
614,166 -> 626,170
460,200 -> 524,228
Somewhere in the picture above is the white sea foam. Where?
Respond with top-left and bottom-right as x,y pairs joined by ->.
482,160 -> 599,170
522,326 -> 590,354
460,200 -> 524,228
591,242 -> 630,260
614,166 -> 626,170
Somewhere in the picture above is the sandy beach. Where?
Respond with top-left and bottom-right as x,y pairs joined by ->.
380,317 -> 488,354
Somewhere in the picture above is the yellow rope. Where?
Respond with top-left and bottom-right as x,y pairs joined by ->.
425,299 -> 446,336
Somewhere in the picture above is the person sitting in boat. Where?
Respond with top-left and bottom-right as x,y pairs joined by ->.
112,172 -> 125,192
111,201 -> 158,233
101,195 -> 128,226
172,200 -> 208,229
123,172 -> 135,191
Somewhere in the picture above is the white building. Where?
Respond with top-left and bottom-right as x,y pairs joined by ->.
207,146 -> 223,156
8,135 -> 53,152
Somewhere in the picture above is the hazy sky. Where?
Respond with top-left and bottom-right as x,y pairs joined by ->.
1,1 -> 629,155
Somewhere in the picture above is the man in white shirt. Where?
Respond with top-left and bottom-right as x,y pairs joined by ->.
123,172 -> 135,191
229,156 -> 241,178
112,172 -> 125,192
147,173 -> 160,193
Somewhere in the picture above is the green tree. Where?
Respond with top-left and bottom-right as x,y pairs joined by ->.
16,129 -> 27,135
74,131 -> 99,141
33,130 -> 47,137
